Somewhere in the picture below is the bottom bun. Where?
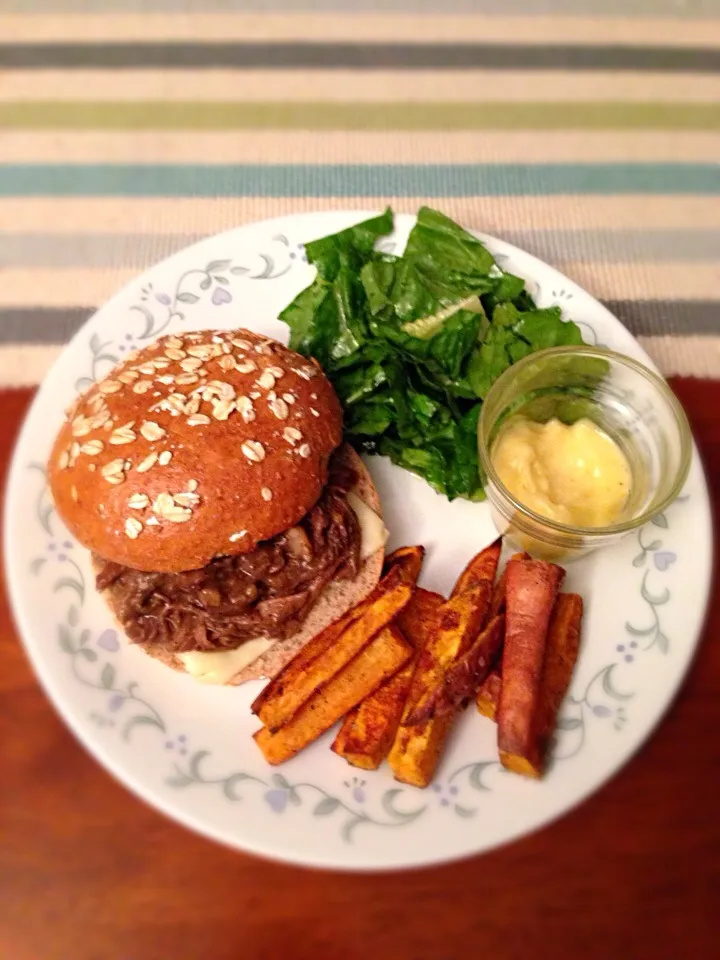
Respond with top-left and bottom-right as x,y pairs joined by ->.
95,445 -> 385,685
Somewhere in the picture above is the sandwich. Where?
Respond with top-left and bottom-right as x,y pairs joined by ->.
48,328 -> 387,685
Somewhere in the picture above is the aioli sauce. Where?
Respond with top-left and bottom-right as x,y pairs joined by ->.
491,417 -> 632,528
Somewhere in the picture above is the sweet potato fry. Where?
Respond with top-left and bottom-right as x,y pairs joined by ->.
251,564 -> 411,728
387,712 -> 456,789
476,668 -> 501,721
450,539 -> 502,599
488,551 -> 531,620
389,584 -> 491,788
535,593 -> 583,765
406,614 -> 505,724
401,583 -> 492,727
497,557 -> 565,777
331,589 -> 444,770
396,588 -> 445,647
331,658 -> 414,770
254,626 -> 412,765
383,545 -> 425,584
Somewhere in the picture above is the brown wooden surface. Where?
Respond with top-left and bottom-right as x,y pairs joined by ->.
1,380 -> 718,960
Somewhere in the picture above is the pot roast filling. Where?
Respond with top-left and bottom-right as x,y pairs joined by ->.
93,455 -> 361,654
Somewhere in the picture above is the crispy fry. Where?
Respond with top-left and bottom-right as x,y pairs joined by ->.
254,626 -> 411,765
402,583 -> 492,727
497,557 -> 565,776
389,584 -> 491,788
383,545 -> 425,584
535,593 -> 583,764
476,668 -> 501,720
387,711 -> 456,789
331,658 -> 414,770
331,589 -> 443,770
396,588 -> 445,647
450,539 -> 502,599
406,614 -> 505,724
251,564 -> 411,728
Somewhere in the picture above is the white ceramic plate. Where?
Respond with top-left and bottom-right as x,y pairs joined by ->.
5,212 -> 712,871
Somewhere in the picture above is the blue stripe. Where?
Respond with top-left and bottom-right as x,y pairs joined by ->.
1,164 -> 718,197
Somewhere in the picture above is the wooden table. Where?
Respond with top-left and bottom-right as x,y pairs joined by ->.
1,380 -> 717,960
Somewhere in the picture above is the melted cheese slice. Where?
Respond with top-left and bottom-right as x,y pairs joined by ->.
179,637 -> 273,685
179,492 -> 388,684
346,491 -> 389,560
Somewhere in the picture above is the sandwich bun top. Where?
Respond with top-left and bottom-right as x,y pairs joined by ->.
48,328 -> 343,572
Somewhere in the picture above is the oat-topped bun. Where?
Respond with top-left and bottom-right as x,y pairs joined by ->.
48,328 -> 342,572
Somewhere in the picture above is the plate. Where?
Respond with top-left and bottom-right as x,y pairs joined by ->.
4,212 -> 712,871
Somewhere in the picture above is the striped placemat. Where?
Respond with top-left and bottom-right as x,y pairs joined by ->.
1,0 -> 718,387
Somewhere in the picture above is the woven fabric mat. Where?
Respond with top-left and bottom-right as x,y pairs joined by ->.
1,0 -> 719,385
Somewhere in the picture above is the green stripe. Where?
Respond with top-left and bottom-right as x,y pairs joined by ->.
2,163 -> 718,196
1,102 -> 719,131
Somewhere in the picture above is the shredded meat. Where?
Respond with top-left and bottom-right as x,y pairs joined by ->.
94,459 -> 361,654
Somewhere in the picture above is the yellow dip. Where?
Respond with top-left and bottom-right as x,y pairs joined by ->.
491,417 -> 632,528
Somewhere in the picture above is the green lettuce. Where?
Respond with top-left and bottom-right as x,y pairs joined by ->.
279,206 -> 589,500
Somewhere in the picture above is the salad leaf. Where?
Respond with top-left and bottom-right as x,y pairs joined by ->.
279,207 -> 589,500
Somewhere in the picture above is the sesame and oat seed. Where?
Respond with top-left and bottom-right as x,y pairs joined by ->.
297,443 -> 311,458
269,397 -> 289,420
58,449 -> 70,469
261,487 -> 273,501
158,450 -> 173,466
236,396 -> 255,423
184,395 -> 201,416
125,517 -> 143,539
282,393 -> 296,405
89,409 -> 111,430
231,338 -> 251,350
139,421 -> 166,442
156,374 -> 175,386
80,439 -> 104,456
109,424 -> 137,445
229,530 -> 247,542
173,491 -> 200,508
241,439 -> 265,463
165,335 -> 184,349
205,380 -> 235,402
136,452 -> 158,473
101,458 -> 126,484
127,493 -> 150,509
212,399 -> 235,421
310,408 -> 320,417
71,485 -> 78,502
165,347 -> 186,361
249,390 -> 261,400
118,370 -> 140,384
98,379 -> 122,394
180,356 -> 204,373
132,380 -> 153,394
218,354 -> 236,372
282,426 -> 303,446
187,479 -> 199,492
256,370 -> 276,390
236,360 -> 257,374
187,413 -> 211,427
71,417 -> 93,438
266,365 -> 285,379
175,373 -> 199,386
136,362 -> 157,376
